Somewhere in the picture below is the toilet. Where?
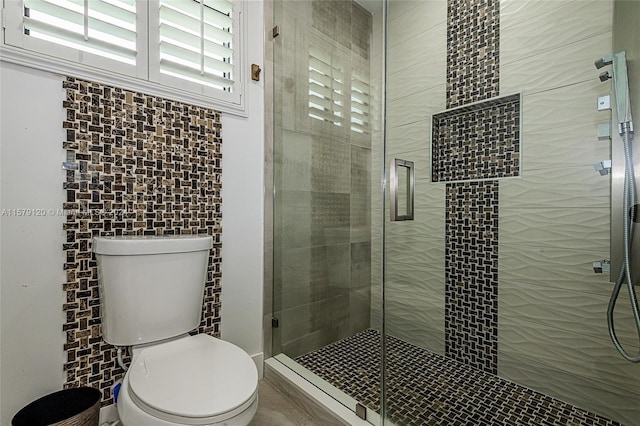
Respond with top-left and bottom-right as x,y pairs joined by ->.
93,235 -> 258,426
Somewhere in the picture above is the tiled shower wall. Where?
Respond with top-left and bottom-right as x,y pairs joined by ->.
372,0 -> 640,423
272,0 -> 372,358
62,78 -> 222,404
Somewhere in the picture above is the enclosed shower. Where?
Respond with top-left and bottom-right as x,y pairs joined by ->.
268,0 -> 640,424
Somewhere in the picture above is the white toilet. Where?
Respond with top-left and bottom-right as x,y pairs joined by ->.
93,235 -> 258,426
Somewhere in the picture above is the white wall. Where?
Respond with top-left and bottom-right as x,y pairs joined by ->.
0,1 -> 265,422
0,62 -> 67,426
220,0 -> 265,365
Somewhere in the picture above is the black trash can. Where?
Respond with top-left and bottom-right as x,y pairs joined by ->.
12,387 -> 101,426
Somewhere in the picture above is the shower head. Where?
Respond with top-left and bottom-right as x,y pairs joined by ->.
595,52 -> 633,131
599,71 -> 612,82
595,54 -> 614,69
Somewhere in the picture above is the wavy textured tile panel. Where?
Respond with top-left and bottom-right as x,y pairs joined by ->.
386,57 -> 447,102
385,287 -> 445,353
499,280 -> 639,360
386,119 -> 430,151
498,352 -> 638,426
501,32 -> 613,95
499,316 -> 640,396
501,0 -> 613,65
500,207 -> 610,250
498,244 -> 612,293
523,79 -> 610,132
414,179 -> 446,210
388,0 -> 446,48
520,122 -> 612,171
386,147 -> 430,180
385,235 -> 445,266
387,23 -> 447,76
386,208 -> 445,240
387,0 -> 423,23
500,0 -> 573,28
500,166 -> 609,209
387,84 -> 446,128
386,260 -> 445,296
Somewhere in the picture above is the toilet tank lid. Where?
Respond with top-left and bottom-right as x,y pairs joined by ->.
92,235 -> 213,255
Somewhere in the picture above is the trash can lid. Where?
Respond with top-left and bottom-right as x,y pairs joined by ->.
12,387 -> 101,426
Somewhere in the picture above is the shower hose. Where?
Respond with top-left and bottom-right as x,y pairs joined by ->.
607,122 -> 640,362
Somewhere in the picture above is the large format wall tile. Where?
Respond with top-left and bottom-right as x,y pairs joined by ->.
387,23 -> 447,77
385,286 -> 445,354
500,166 -> 609,209
501,32 -> 613,94
499,279 -> 638,351
386,0 -> 422,23
520,122 -> 611,172
501,0 -> 613,65
387,84 -> 446,128
523,79 -> 611,132
499,316 -> 640,397
499,352 -> 639,426
500,207 -> 610,250
386,59 -> 446,102
498,245 -> 612,294
387,0 -> 446,48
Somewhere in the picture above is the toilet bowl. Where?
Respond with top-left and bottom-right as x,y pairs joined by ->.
92,235 -> 259,426
117,334 -> 258,426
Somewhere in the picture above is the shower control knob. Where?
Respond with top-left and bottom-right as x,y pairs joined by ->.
593,160 -> 612,175
597,95 -> 611,111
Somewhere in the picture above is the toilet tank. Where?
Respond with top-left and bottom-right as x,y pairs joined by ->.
93,235 -> 213,346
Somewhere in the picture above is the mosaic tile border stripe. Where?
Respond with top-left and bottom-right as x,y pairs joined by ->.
445,180 -> 499,373
443,0 -> 502,374
432,93 -> 521,182
61,77 -> 222,405
446,0 -> 500,109
296,330 -> 620,426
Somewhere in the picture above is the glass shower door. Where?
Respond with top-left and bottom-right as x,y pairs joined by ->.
271,0 -> 383,422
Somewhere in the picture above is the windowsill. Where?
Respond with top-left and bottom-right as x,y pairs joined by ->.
0,44 -> 248,117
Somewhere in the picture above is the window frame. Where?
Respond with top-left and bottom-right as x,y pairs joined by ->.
0,0 -> 248,116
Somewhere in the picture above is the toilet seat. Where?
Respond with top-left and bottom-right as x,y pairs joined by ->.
127,334 -> 258,425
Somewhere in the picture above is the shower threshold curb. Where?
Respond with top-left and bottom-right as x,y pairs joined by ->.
264,357 -> 381,425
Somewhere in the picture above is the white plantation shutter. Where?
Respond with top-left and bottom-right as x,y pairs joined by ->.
4,0 -> 143,76
308,47 -> 345,127
150,0 -> 239,102
307,46 -> 370,135
350,74 -> 370,134
3,0 -> 246,112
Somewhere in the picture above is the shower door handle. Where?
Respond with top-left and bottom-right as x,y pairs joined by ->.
390,158 -> 414,221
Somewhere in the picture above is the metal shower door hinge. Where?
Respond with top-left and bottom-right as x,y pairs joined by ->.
271,317 -> 279,328
272,25 -> 280,38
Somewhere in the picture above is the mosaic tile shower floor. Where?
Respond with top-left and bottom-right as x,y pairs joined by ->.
295,330 -> 620,426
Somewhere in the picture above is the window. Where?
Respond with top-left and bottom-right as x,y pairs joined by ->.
2,0 -> 245,112
307,46 -> 370,135
308,47 -> 345,128
149,0 -> 239,104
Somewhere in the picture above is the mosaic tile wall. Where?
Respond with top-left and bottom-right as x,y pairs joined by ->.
444,181 -> 499,373
442,0 -> 504,373
61,77 -> 222,405
446,0 -> 500,109
431,94 -> 521,183
296,330 -> 620,426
